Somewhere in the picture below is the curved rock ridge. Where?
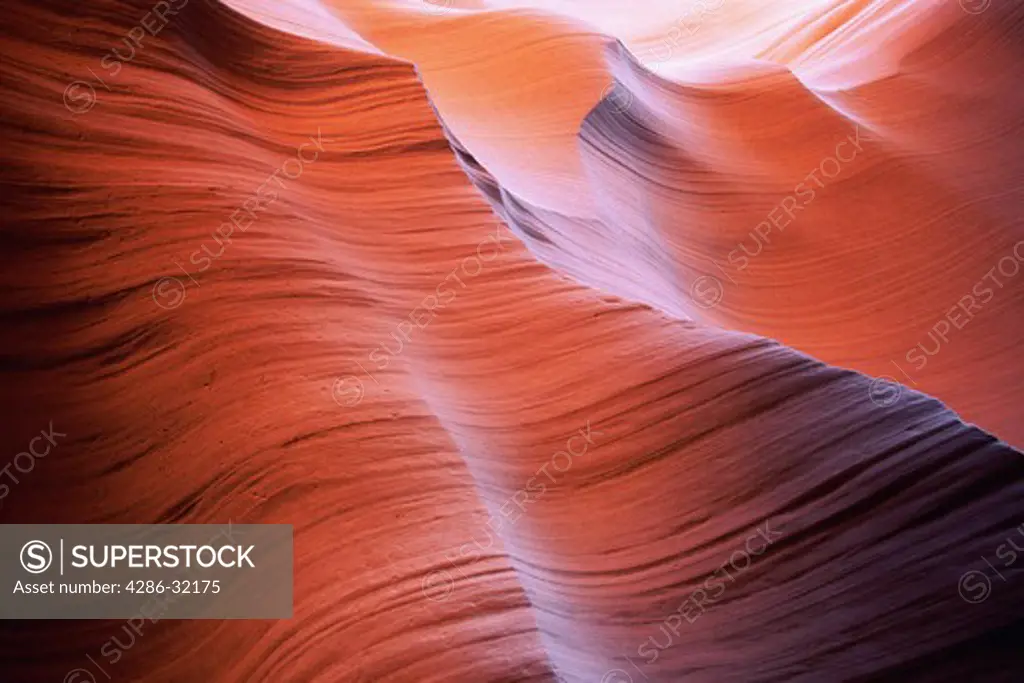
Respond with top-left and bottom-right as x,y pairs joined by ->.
215,0 -> 1024,446
312,0 -> 1024,446
572,2 -> 1024,447
0,0 -> 1022,682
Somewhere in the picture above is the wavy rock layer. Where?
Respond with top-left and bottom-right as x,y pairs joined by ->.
0,0 -> 1022,682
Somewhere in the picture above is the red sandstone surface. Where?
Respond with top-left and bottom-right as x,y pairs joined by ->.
1,0 -> 1023,681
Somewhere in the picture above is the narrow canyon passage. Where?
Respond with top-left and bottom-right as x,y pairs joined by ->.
0,0 -> 1022,681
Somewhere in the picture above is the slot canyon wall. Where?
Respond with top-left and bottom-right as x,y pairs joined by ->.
0,0 -> 1022,681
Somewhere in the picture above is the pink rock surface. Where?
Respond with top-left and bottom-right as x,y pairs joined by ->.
0,0 -> 1021,681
